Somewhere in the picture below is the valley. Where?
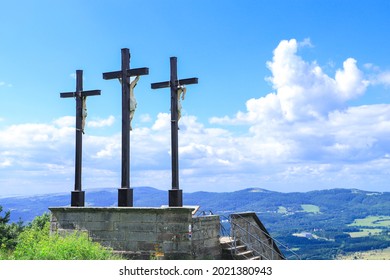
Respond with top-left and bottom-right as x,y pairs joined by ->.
1,187 -> 389,259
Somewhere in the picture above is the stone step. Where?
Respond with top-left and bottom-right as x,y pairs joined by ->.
222,244 -> 247,252
219,236 -> 234,244
235,250 -> 254,258
220,236 -> 261,260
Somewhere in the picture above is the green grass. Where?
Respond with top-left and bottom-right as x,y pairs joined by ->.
3,221 -> 121,260
347,215 -> 390,239
301,204 -> 320,214
348,216 -> 390,228
337,247 -> 390,260
348,229 -> 383,238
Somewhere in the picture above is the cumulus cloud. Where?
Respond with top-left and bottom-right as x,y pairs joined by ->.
207,38 -> 390,192
87,133 -> 121,159
212,39 -> 369,124
87,115 -> 115,128
209,39 -> 389,173
53,116 -> 75,128
363,63 -> 390,87
0,117 -> 115,196
139,114 -> 152,123
210,39 -> 389,166
1,39 -> 390,196
376,71 -> 390,86
370,71 -> 390,87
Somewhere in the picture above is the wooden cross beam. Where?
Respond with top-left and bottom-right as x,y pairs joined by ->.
151,78 -> 198,90
151,57 -> 198,207
102,48 -> 149,207
60,70 -> 101,207
103,67 -> 149,80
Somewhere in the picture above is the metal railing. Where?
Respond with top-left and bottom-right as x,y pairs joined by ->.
221,213 -> 300,260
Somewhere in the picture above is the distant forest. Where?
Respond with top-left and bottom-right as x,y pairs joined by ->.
1,187 -> 390,259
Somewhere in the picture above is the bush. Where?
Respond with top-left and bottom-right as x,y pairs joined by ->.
11,218 -> 120,260
1,206 -> 24,252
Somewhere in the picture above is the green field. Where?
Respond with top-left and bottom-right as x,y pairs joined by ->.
347,215 -> 390,238
337,247 -> 390,260
348,216 -> 390,227
301,204 -> 320,214
348,229 -> 383,238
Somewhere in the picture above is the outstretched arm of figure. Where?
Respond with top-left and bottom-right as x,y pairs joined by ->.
130,76 -> 140,89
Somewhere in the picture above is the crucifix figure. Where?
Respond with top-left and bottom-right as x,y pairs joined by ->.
103,48 -> 149,207
60,70 -> 101,207
81,96 -> 87,134
118,75 -> 140,131
177,85 -> 186,122
151,57 -> 198,207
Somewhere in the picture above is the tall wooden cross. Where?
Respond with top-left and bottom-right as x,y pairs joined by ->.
103,48 -> 149,207
60,70 -> 101,207
151,57 -> 198,207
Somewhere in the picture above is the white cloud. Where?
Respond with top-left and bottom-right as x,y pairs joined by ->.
298,37 -> 314,48
1,103 -> 390,196
0,154 -> 12,167
88,115 -> 115,128
266,39 -> 367,121
334,58 -> 368,99
207,39 -> 390,192
379,72 -> 390,85
139,114 -> 152,123
373,71 -> 390,87
1,39 -> 390,197
53,116 -> 75,127
152,113 -> 171,131
363,64 -> 390,87
0,116 -> 120,196
87,133 -> 121,159
212,39 -> 369,124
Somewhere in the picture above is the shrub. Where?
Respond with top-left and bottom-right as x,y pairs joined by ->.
1,206 -> 24,253
12,219 -> 120,260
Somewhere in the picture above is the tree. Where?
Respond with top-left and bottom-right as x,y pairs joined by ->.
26,212 -> 50,230
0,205 -> 10,224
1,206 -> 24,251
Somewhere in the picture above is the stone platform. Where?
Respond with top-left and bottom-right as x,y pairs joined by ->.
49,207 -> 220,260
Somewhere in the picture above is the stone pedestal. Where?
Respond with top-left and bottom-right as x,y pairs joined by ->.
49,207 -> 221,260
71,191 -> 85,207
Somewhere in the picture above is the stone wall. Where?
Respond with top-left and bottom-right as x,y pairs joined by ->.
192,215 -> 221,259
49,207 -> 221,260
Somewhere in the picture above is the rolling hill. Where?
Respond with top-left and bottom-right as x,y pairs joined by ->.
1,187 -> 389,259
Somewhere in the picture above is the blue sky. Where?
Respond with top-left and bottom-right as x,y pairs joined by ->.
1,0 -> 390,196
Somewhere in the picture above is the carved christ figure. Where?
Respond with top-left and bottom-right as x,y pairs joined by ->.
119,75 -> 140,131
177,85 -> 186,122
81,96 -> 87,134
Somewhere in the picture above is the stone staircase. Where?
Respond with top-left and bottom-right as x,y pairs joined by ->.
220,237 -> 261,260
219,212 -> 300,260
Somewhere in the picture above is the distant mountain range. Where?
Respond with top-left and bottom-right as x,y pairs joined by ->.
2,187 -> 390,259
1,187 -> 389,224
